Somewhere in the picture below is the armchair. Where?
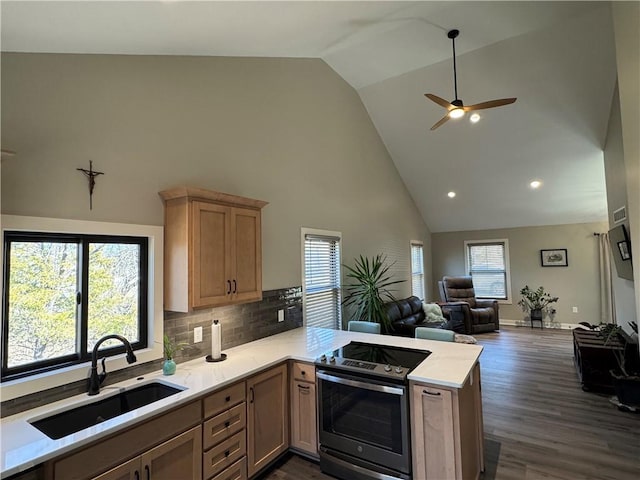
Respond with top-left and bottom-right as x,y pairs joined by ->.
438,276 -> 500,334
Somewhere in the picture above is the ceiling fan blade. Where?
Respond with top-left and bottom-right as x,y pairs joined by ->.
425,93 -> 454,110
430,114 -> 451,131
464,98 -> 517,111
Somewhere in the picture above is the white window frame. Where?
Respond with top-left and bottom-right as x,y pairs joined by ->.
464,238 -> 512,304
0,215 -> 164,401
410,241 -> 425,301
301,227 -> 342,329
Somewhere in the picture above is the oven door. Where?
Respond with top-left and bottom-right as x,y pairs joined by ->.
317,370 -> 410,475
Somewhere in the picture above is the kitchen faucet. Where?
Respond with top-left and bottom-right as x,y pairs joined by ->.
88,334 -> 137,395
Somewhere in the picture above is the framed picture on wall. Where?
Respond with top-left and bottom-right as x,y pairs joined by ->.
540,249 -> 568,267
617,241 -> 631,260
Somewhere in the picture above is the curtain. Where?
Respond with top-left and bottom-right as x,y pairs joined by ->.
598,233 -> 616,324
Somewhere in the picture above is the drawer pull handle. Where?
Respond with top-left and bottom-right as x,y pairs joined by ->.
227,280 -> 231,295
232,279 -> 237,293
134,471 -> 140,480
298,384 -> 310,390
225,395 -> 231,402
144,465 -> 150,480
250,387 -> 255,403
225,450 -> 230,457
224,421 -> 230,428
423,389 -> 441,396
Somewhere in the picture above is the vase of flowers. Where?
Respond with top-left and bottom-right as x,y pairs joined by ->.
517,285 -> 559,322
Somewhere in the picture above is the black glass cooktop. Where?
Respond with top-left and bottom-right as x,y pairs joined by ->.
316,341 -> 431,380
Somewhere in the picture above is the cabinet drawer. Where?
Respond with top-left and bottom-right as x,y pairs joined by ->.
203,430 -> 246,479
210,457 -> 247,480
203,402 -> 247,450
204,382 -> 246,418
292,362 -> 315,382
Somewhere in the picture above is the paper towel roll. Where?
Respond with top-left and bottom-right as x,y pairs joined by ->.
211,320 -> 222,360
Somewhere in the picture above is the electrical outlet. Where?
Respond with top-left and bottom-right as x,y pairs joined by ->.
278,309 -> 285,323
194,326 -> 203,343
572,307 -> 578,314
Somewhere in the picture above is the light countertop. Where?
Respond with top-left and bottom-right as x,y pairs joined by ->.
0,327 -> 482,478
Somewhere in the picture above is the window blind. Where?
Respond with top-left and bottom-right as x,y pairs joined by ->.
304,234 -> 342,329
467,242 -> 507,299
411,243 -> 425,300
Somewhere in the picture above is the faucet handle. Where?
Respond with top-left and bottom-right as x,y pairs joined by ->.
99,357 -> 108,385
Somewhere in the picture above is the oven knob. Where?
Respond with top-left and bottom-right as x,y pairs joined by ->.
384,364 -> 392,372
329,355 -> 336,363
320,354 -> 327,362
395,366 -> 403,374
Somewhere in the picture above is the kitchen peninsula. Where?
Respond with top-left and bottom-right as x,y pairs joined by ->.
1,327 -> 483,480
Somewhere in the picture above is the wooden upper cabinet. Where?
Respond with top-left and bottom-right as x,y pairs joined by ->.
159,187 -> 268,312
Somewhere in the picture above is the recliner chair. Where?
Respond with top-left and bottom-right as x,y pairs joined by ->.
438,276 -> 500,334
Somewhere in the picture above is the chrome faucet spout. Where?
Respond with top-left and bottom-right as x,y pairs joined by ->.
87,334 -> 137,396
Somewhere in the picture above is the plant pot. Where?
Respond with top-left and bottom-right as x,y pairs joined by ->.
611,370 -> 640,407
163,359 -> 176,376
530,309 -> 543,322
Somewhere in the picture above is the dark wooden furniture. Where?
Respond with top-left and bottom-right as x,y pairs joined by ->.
573,329 -> 623,393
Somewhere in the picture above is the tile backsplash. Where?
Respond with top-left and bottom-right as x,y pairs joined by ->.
1,286 -> 302,417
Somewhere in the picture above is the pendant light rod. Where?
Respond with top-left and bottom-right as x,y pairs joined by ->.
448,29 -> 460,101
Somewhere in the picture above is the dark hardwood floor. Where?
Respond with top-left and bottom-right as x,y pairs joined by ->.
262,326 -> 640,480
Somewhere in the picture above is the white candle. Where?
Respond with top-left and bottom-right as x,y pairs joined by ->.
211,320 -> 222,360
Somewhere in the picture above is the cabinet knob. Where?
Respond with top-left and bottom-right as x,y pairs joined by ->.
224,421 -> 230,428
225,395 -> 231,402
225,450 -> 230,458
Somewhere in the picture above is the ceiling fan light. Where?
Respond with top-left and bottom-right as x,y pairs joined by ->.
449,108 -> 465,119
470,113 -> 481,123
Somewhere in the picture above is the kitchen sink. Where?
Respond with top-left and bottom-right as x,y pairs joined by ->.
30,381 -> 185,440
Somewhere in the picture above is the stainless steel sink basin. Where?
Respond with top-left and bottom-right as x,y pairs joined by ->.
30,381 -> 185,440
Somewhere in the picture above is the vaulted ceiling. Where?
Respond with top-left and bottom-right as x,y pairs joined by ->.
1,1 -> 618,232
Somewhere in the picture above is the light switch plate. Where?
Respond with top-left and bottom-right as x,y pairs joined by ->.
278,309 -> 285,322
572,307 -> 578,313
194,326 -> 203,343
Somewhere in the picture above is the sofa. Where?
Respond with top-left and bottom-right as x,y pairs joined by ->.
438,276 -> 500,334
383,296 -> 465,337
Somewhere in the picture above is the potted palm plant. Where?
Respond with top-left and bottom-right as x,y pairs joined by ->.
163,334 -> 185,376
517,285 -> 559,323
342,254 -> 404,332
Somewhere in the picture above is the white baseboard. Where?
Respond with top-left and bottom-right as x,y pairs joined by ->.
500,318 -> 580,330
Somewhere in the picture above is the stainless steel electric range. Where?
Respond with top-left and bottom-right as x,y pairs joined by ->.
315,341 -> 431,480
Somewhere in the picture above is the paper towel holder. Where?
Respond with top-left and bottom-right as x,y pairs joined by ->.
206,353 -> 227,362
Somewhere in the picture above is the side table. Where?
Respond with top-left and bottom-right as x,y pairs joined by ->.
573,329 -> 624,393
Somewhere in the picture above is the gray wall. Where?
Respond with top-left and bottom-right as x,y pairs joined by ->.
431,222 -> 608,325
612,3 -> 640,343
1,53 -> 430,298
603,83 -> 637,334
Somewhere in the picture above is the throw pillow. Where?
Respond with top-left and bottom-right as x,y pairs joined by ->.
423,302 -> 446,323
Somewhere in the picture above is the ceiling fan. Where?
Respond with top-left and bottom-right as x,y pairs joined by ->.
425,29 -> 516,130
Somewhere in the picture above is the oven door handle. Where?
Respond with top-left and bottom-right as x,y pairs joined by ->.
316,372 -> 405,395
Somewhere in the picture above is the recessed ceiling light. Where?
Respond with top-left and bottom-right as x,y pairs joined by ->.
530,180 -> 542,189
447,191 -> 456,198
470,113 -> 481,123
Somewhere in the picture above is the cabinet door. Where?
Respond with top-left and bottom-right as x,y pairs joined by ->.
140,425 -> 202,480
231,207 -> 262,303
192,202 -> 232,308
291,379 -> 318,456
246,364 -> 289,477
92,458 -> 139,480
411,384 -> 457,480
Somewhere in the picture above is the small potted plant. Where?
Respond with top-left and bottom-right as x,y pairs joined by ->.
162,334 -> 185,376
517,285 -> 559,324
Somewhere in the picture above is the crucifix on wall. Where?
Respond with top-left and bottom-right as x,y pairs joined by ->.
77,161 -> 104,210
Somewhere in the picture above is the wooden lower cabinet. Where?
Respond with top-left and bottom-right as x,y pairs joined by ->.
289,362 -> 318,457
93,426 -> 202,480
246,363 -> 289,477
411,362 -> 483,480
